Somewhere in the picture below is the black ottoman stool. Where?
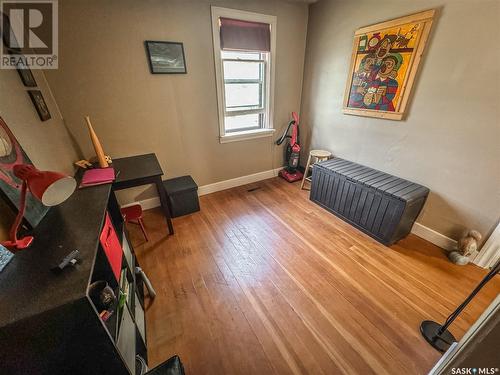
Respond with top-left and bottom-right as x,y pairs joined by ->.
163,175 -> 200,218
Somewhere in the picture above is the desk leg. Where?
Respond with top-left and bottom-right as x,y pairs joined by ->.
155,177 -> 174,235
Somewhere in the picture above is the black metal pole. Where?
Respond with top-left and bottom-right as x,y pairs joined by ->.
437,260 -> 500,335
420,258 -> 500,352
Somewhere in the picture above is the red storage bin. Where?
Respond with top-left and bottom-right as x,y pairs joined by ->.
99,212 -> 123,282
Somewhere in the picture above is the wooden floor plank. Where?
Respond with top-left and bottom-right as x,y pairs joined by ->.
130,177 -> 499,375
225,187 -> 433,374
217,187 -> 419,373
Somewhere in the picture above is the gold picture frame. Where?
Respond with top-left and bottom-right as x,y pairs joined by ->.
342,9 -> 436,120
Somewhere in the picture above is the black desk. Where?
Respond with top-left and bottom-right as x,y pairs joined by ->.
111,153 -> 174,235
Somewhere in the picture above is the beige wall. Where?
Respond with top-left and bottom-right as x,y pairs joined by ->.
45,0 -> 309,204
0,68 -> 78,240
300,0 -> 500,239
5,0 -> 493,243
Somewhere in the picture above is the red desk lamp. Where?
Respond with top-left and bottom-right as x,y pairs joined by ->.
1,164 -> 76,250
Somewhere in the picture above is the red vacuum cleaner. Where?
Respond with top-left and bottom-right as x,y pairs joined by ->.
276,112 -> 304,182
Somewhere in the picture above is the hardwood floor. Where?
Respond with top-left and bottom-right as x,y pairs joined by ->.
129,177 -> 499,375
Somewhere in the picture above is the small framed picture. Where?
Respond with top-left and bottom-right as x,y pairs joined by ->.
27,90 -> 51,121
16,57 -> 37,87
145,41 -> 187,74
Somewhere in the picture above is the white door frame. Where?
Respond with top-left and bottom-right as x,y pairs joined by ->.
473,220 -> 500,268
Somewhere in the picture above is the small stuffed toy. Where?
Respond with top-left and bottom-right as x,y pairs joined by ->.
448,230 -> 482,265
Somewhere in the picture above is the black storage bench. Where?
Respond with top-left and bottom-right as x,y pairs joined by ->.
310,158 -> 429,245
163,175 -> 200,218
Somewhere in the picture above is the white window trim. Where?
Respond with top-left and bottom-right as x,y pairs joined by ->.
211,6 -> 277,143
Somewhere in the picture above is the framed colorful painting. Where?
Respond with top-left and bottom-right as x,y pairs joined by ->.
343,9 -> 435,120
0,116 -> 49,228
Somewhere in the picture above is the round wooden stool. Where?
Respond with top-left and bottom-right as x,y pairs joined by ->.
301,149 -> 332,190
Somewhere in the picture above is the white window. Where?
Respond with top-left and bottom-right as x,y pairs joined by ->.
211,7 -> 276,143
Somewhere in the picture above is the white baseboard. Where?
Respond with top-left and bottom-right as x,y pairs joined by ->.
411,222 -> 457,251
123,196 -> 160,210
197,167 -> 282,196
122,167 -> 283,210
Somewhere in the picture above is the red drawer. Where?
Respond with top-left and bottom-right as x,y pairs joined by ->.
99,212 -> 123,282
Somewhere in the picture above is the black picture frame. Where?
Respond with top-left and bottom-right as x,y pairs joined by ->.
27,90 -> 51,121
16,56 -> 37,87
145,40 -> 187,74
1,11 -> 21,54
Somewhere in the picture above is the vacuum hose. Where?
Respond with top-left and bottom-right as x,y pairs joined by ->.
275,120 -> 295,146
135,266 -> 157,299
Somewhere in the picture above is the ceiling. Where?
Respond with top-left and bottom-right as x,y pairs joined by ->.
285,0 -> 319,3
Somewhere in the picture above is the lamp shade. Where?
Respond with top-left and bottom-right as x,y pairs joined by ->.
13,165 -> 76,206
2,164 -> 76,251
29,172 -> 76,206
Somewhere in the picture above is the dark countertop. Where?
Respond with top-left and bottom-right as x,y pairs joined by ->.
0,182 -> 111,327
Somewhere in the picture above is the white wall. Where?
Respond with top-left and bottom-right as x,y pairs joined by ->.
300,0 -> 500,240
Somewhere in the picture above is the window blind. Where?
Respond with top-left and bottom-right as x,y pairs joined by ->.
219,17 -> 271,52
